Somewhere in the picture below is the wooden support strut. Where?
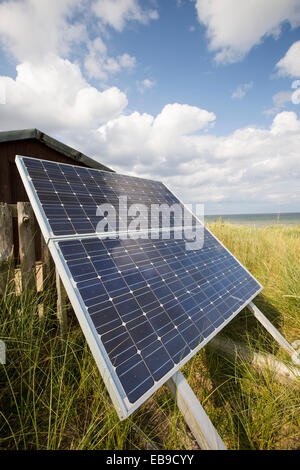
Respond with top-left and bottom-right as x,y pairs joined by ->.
17,202 -> 36,292
56,269 -> 68,339
0,203 -> 14,295
41,235 -> 55,288
248,301 -> 300,365
166,371 -> 227,450
208,335 -> 300,384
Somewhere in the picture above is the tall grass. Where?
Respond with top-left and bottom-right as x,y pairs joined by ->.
0,224 -> 299,450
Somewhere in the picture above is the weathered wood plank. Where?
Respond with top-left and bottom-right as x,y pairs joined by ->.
56,269 -> 68,338
166,371 -> 227,450
0,203 -> 14,295
17,202 -> 36,291
41,235 -> 55,290
8,204 -> 17,218
208,335 -> 300,384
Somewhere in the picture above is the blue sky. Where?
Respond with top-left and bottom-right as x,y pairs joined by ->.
107,2 -> 300,133
0,0 -> 300,214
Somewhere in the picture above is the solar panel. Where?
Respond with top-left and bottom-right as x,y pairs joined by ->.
16,155 -> 262,419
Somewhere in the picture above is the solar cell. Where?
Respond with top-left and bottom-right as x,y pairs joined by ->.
16,155 -> 263,419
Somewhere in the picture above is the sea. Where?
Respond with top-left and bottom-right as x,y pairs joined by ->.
204,212 -> 300,227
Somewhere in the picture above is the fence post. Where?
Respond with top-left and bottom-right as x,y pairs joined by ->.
41,235 -> 55,289
17,202 -> 36,292
0,203 -> 14,295
56,269 -> 68,338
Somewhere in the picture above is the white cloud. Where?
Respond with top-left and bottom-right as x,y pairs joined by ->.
143,79 -> 156,88
69,108 -> 300,211
84,37 -> 136,80
92,0 -> 159,32
271,91 -> 293,108
195,0 -> 300,63
0,0 -> 138,83
0,0 -> 158,63
0,0 -> 85,62
270,110 -> 300,134
0,55 -> 128,131
152,103 -> 216,136
96,103 -> 216,167
231,81 -> 253,99
118,53 -> 136,69
0,0 -> 138,133
276,40 -> 300,77
263,90 -> 293,115
137,78 -> 156,93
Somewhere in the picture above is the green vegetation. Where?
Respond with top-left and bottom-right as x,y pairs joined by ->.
0,224 -> 299,450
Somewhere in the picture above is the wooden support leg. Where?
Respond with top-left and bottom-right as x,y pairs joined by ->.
166,371 -> 227,450
248,301 -> 300,365
17,202 -> 36,292
0,203 -> 14,295
41,235 -> 55,289
56,269 -> 68,338
38,236 -> 56,317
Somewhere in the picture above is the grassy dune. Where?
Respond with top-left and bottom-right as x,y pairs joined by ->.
0,224 -> 299,450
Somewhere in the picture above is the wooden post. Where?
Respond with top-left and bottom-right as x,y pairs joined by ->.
41,235 -> 55,289
166,371 -> 227,450
56,269 -> 68,338
0,203 -> 14,295
17,202 -> 36,292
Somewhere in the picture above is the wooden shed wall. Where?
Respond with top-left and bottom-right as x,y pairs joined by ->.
0,138 -> 88,203
0,138 -> 89,262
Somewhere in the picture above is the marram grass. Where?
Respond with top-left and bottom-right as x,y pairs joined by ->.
0,223 -> 299,450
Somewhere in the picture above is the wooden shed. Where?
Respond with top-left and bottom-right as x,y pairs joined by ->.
0,128 -> 114,262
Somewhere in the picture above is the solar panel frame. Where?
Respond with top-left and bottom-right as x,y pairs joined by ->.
16,155 -> 263,419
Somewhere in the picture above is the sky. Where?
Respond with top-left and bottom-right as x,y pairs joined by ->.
0,0 -> 300,215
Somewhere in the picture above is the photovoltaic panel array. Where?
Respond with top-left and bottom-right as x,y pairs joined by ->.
16,155 -> 262,419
